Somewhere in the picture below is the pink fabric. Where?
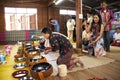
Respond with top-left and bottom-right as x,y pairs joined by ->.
25,30 -> 30,40
111,42 -> 120,47
0,31 -> 6,41
4,45 -> 12,55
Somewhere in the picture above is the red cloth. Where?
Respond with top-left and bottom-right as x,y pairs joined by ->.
111,42 -> 120,47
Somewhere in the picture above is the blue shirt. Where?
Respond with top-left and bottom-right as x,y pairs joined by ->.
53,20 -> 60,32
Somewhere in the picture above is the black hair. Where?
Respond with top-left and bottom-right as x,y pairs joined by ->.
41,27 -> 52,34
101,0 -> 108,4
49,18 -> 53,22
91,12 -> 102,32
87,10 -> 92,15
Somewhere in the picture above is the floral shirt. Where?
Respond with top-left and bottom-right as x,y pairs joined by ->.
49,32 -> 73,57
99,9 -> 114,31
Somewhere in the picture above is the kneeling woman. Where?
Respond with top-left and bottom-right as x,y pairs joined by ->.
41,27 -> 84,70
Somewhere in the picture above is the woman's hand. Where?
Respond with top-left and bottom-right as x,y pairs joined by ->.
44,49 -> 52,54
44,50 -> 49,54
89,41 -> 96,45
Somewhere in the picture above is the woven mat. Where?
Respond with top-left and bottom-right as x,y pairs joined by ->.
68,56 -> 115,73
41,52 -> 115,75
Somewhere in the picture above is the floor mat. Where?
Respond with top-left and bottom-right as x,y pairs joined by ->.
41,52 -> 115,75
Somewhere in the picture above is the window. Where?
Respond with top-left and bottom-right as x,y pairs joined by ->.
5,7 -> 38,31
60,9 -> 76,15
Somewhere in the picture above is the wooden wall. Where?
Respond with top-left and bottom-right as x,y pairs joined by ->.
0,1 -> 68,36
0,1 -> 60,31
48,7 -> 68,35
0,4 -> 5,31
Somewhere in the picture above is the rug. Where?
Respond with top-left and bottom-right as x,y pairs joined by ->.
68,56 -> 115,73
41,52 -> 115,76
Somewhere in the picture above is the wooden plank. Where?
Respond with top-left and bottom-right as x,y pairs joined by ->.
54,61 -> 120,80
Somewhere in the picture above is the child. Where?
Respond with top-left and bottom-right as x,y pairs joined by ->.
82,24 -> 92,51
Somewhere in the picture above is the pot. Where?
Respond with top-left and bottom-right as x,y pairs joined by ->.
30,62 -> 53,80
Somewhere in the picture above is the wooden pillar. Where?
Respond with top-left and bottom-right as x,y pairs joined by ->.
0,5 -> 5,31
76,0 -> 82,48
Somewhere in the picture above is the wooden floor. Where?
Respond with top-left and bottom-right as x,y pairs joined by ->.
54,61 -> 120,80
0,45 -> 120,80
54,46 -> 120,80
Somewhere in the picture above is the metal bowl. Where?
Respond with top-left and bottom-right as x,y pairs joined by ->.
31,62 -> 51,72
28,50 -> 38,54
12,70 -> 28,78
30,56 -> 43,62
30,62 -> 53,79
14,57 -> 26,62
19,76 -> 35,80
14,54 -> 23,58
13,63 -> 27,69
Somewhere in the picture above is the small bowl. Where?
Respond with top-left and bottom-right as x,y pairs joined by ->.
30,56 -> 43,62
19,76 -> 35,80
14,54 -> 23,58
13,63 -> 27,69
14,57 -> 26,62
28,50 -> 38,54
12,70 -> 28,78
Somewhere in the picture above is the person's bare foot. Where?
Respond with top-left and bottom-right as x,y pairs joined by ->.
77,59 -> 84,68
67,64 -> 74,70
80,63 -> 84,68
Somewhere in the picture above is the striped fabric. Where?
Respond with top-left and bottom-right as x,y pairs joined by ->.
0,31 -> 6,41
25,30 -> 30,41
0,30 -> 42,42
6,31 -> 25,41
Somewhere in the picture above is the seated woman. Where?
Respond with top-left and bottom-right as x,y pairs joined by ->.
41,27 -> 84,70
111,27 -> 120,47
88,12 -> 106,57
